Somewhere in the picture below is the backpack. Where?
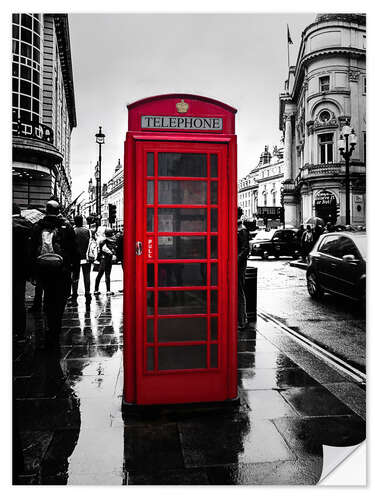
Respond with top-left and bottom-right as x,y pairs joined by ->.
35,228 -> 64,273
86,233 -> 98,263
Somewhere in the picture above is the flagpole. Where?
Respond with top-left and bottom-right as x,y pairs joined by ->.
287,24 -> 290,69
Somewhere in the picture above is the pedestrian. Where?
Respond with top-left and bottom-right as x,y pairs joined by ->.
30,200 -> 79,349
296,224 -> 305,258
313,222 -> 324,244
94,228 -> 118,296
115,230 -> 124,293
70,215 -> 92,305
300,224 -> 314,261
12,204 -> 32,341
238,207 -> 250,329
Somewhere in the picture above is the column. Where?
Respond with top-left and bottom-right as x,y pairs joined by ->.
284,114 -> 293,180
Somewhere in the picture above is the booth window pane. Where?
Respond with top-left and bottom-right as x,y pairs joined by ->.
158,345 -> 207,370
147,319 -> 154,343
211,263 -> 218,285
158,153 -> 207,177
147,264 -> 154,287
211,208 -> 218,232
147,291 -> 154,314
211,236 -> 218,258
147,348 -> 154,370
158,290 -> 207,315
147,181 -> 154,204
158,236 -> 206,259
211,181 -> 218,204
158,317 -> 207,342
147,152 -> 154,176
211,290 -> 218,313
158,263 -> 207,286
158,208 -> 206,232
210,344 -> 218,368
211,317 -> 218,340
147,208 -> 154,231
158,180 -> 207,205
211,154 -> 218,177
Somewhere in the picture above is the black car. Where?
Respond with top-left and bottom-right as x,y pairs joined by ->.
250,229 -> 299,259
306,231 -> 366,301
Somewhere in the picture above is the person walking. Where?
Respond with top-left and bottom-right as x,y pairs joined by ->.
301,224 -> 314,261
70,215 -> 92,305
296,224 -> 304,258
94,228 -> 117,296
115,230 -> 124,293
30,200 -> 79,348
238,207 -> 250,329
12,204 -> 32,341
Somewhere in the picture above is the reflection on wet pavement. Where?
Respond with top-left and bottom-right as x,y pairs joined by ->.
14,269 -> 365,485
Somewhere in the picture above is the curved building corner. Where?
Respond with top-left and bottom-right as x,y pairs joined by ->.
12,13 -> 76,210
279,13 -> 366,227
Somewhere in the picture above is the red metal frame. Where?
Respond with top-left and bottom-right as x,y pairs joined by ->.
124,94 -> 237,405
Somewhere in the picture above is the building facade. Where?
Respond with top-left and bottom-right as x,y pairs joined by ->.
238,145 -> 285,227
12,13 -> 76,209
103,159 -> 124,230
279,14 -> 366,227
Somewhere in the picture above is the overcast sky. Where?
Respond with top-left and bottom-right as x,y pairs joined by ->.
68,13 -> 316,198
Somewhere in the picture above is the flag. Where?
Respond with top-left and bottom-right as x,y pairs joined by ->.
287,24 -> 293,44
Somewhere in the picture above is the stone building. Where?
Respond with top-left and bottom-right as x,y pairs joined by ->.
279,14 -> 366,227
102,159 -> 124,230
238,145 -> 285,227
12,13 -> 76,209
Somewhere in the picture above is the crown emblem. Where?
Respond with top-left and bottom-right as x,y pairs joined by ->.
176,99 -> 189,113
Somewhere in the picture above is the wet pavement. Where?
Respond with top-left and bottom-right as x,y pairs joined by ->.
248,257 -> 366,369
13,266 -> 365,485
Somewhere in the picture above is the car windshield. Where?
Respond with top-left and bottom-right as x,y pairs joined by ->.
253,230 -> 276,241
352,234 -> 367,259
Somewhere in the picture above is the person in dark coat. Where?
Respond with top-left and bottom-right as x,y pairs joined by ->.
30,200 -> 79,348
301,224 -> 314,261
238,207 -> 250,329
70,215 -> 92,305
12,204 -> 32,340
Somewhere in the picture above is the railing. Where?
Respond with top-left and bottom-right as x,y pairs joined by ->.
12,119 -> 54,144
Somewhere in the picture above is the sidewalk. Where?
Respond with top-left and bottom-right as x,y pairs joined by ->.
14,267 -> 365,485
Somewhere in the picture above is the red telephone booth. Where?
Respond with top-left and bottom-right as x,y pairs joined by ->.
124,94 -> 237,405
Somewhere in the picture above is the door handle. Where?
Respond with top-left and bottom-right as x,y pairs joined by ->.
136,241 -> 143,256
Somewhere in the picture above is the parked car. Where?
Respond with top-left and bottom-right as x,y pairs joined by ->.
250,229 -> 299,259
306,231 -> 366,301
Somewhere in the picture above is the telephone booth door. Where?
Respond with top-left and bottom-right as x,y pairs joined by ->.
134,141 -> 232,404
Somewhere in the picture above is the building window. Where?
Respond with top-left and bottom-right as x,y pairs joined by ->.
319,75 -> 330,92
364,132 -> 366,164
12,13 -> 41,126
272,192 -> 276,206
319,110 -> 331,123
363,76 -> 366,94
318,133 -> 334,164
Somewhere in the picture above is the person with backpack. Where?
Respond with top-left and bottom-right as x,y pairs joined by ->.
30,200 -> 79,348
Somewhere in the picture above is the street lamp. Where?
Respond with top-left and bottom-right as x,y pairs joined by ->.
95,126 -> 105,220
338,124 -> 357,225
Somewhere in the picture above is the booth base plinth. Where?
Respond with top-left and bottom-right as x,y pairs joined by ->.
122,395 -> 240,419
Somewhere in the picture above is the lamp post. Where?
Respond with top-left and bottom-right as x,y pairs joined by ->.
95,126 -> 105,220
338,124 -> 357,225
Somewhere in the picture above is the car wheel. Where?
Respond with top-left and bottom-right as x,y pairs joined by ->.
307,271 -> 323,299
